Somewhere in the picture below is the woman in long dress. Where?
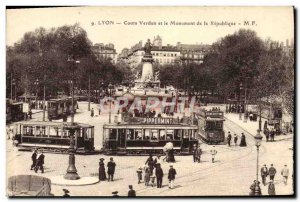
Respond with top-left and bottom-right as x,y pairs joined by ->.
239,133 -> 247,147
99,158 -> 107,181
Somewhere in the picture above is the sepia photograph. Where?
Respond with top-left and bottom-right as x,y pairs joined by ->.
5,6 -> 295,197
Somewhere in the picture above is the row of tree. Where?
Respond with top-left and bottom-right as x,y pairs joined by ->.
6,24 -> 127,98
157,29 -> 294,115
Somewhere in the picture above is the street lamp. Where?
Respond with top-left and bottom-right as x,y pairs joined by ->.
34,79 -> 40,109
64,55 -> 80,180
244,80 -> 247,123
239,83 -> 243,120
108,83 -> 113,124
254,129 -> 263,196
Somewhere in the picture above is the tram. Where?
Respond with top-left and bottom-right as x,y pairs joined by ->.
196,109 -> 225,144
13,121 -> 94,154
102,116 -> 198,155
6,99 -> 24,123
47,98 -> 77,120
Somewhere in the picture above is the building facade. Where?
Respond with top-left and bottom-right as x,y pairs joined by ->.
92,43 -> 118,64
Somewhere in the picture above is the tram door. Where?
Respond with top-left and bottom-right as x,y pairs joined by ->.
119,129 -> 126,148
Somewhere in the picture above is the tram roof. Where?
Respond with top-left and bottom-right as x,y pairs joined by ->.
16,121 -> 93,128
103,123 -> 198,129
205,118 -> 225,121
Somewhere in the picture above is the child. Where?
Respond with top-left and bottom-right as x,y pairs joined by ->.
149,167 -> 156,187
137,167 -> 143,184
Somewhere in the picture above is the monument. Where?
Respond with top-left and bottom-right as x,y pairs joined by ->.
135,39 -> 160,88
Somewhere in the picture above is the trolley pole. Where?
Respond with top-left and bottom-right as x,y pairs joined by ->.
239,83 -> 243,120
10,72 -> 13,100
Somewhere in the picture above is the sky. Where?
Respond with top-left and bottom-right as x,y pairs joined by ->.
6,6 -> 294,53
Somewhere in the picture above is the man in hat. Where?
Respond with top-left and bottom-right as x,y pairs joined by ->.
35,150 -> 45,173
155,163 -> 164,188
91,108 -> 94,117
107,157 -> 116,181
112,191 -> 119,197
128,185 -> 136,197
261,164 -> 269,185
62,189 -> 70,197
269,164 -> 277,181
227,131 -> 232,147
192,144 -> 198,163
281,164 -> 289,185
30,149 -> 37,170
196,145 -> 202,163
168,165 -> 177,189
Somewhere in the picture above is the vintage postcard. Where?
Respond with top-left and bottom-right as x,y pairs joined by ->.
6,6 -> 294,197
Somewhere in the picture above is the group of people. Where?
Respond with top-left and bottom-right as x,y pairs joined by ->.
136,154 -> 177,189
257,164 -> 290,195
30,149 -> 45,173
98,157 -> 116,182
226,131 -> 247,147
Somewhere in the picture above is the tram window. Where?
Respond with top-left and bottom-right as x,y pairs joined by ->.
159,129 -> 166,140
23,126 -> 34,136
49,127 -> 60,137
166,130 -> 174,140
109,129 -> 117,140
216,122 -> 223,130
151,130 -> 158,140
143,129 -> 150,140
63,130 -> 69,138
174,129 -> 181,140
127,129 -> 134,140
183,130 -> 189,139
206,121 -> 215,130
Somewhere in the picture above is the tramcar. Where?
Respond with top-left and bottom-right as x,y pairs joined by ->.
196,109 -> 225,144
47,98 -> 77,120
6,99 -> 24,123
13,121 -> 94,154
102,116 -> 198,155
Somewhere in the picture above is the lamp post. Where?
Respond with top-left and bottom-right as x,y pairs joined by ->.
42,75 -> 46,121
239,83 -> 243,120
12,78 -> 16,100
64,55 -> 80,180
108,83 -> 113,124
34,79 -> 40,109
259,98 -> 262,132
244,80 -> 247,123
254,130 -> 263,195
88,73 -> 91,111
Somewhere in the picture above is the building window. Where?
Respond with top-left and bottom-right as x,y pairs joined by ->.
174,54 -> 177,57
164,53 -> 166,56
171,53 -> 173,57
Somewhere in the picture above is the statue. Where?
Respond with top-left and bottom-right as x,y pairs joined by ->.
144,39 -> 152,55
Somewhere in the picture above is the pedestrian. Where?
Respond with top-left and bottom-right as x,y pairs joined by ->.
98,108 -> 101,116
98,158 -> 107,181
62,189 -> 70,197
167,148 -> 175,163
227,132 -> 232,147
155,163 -> 164,188
281,165 -> 289,185
261,164 -> 269,185
239,133 -> 247,147
137,166 -> 143,184
112,191 -> 119,197
30,149 -> 37,170
128,185 -> 136,197
270,129 -> 275,142
91,108 -> 94,117
168,165 -> 177,189
233,134 -> 238,146
268,181 -> 276,195
269,164 -> 277,181
145,154 -> 155,174
192,144 -> 198,163
265,129 -> 270,142
107,157 -> 116,181
144,167 -> 151,186
34,150 -> 45,173
196,145 -> 202,163
249,180 -> 256,196
210,146 -> 217,163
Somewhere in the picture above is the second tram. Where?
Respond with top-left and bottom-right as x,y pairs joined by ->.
47,98 -> 77,120
196,109 -> 225,144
